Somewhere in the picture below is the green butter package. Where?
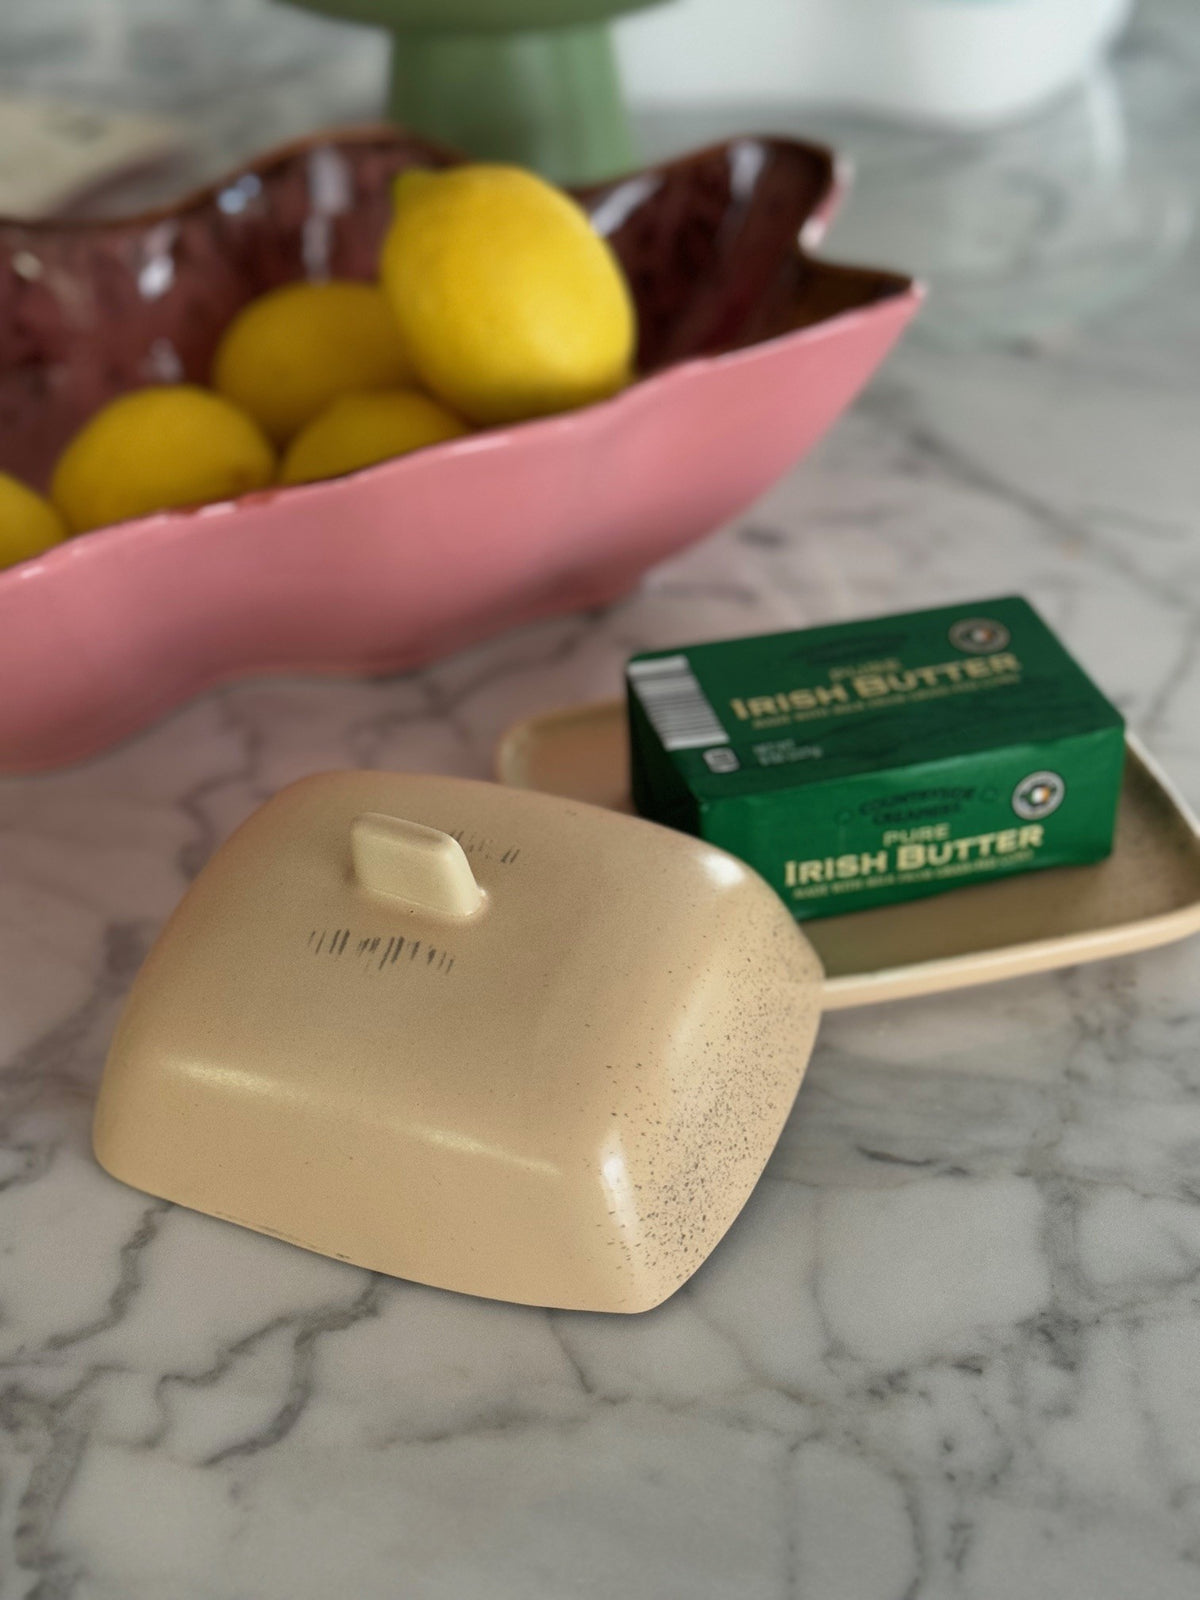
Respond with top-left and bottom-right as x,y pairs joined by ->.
627,596 -> 1125,922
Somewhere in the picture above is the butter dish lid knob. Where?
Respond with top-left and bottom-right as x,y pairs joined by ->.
350,813 -> 484,919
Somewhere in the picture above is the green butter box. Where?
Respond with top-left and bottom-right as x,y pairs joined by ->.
627,596 -> 1125,922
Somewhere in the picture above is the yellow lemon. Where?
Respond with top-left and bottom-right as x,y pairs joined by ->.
0,472 -> 67,569
279,390 -> 469,486
380,164 -> 635,427
52,386 -> 275,534
212,280 -> 413,444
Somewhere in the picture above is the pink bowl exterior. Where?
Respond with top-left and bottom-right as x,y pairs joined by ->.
0,126 -> 921,771
3,299 -> 921,769
0,287 -> 917,771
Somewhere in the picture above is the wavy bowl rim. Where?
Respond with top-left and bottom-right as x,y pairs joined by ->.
0,125 -> 921,592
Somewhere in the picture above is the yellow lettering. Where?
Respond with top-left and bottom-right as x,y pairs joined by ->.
855,675 -> 889,699
815,683 -> 850,706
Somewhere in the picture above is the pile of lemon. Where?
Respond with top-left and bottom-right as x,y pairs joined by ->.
0,164 -> 635,571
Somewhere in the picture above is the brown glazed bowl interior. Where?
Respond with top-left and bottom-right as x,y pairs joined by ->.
0,125 -> 911,490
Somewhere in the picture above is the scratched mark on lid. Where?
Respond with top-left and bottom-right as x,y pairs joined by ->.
307,928 -> 455,975
445,827 -> 521,864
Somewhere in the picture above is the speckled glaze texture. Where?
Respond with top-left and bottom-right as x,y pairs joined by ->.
94,773 -> 824,1312
0,127 -> 917,771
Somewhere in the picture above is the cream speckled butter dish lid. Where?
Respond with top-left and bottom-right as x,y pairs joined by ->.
94,773 -> 823,1314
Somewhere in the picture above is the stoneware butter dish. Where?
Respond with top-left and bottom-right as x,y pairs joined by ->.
495,700 -> 1200,1007
94,774 -> 823,1314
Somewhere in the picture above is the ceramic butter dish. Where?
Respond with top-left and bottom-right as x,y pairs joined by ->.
94,773 -> 823,1313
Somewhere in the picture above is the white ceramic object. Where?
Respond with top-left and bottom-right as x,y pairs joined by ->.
617,0 -> 1135,128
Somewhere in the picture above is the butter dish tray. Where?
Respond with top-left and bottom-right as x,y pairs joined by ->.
495,700 -> 1200,1009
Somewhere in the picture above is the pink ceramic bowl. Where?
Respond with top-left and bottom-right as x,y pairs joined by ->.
0,128 -> 919,770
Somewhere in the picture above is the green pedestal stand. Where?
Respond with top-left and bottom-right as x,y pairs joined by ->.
282,0 -> 666,184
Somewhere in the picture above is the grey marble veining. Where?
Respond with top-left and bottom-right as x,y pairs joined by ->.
1,3 -> 1200,1597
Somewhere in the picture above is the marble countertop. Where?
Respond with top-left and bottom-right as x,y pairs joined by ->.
2,3 -> 1200,1597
